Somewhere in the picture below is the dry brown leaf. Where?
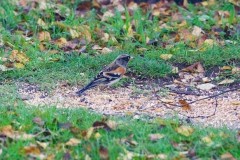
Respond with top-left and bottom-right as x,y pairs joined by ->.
201,136 -> 213,145
101,47 -> 112,54
0,125 -> 34,140
69,29 -> 79,39
176,125 -> 194,137
92,45 -> 102,50
9,50 -> 29,64
148,133 -> 165,142
232,67 -> 240,74
221,152 -> 236,160
221,66 -> 232,70
160,98 -> 174,103
101,33 -> 109,42
196,83 -> 216,91
99,146 -> 109,160
38,31 -> 51,41
181,62 -> 205,73
65,138 -> 81,146
23,145 -> 41,155
192,26 -> 204,37
37,18 -> 47,28
36,141 -> 48,149
106,120 -> 117,130
218,79 -> 235,85
179,99 -> 191,111
86,127 -> 94,139
160,54 -> 173,60
231,101 -> 240,105
55,37 -> 68,47
102,11 -> 114,21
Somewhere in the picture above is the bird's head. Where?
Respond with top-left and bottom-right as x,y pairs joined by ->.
115,54 -> 132,67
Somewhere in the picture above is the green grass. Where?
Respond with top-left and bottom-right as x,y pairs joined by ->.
0,0 -> 240,159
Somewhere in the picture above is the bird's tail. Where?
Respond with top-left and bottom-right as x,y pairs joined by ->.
76,81 -> 97,96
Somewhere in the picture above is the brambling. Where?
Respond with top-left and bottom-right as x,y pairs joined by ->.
76,54 -> 132,96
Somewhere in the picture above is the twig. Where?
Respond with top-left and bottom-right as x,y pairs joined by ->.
188,87 -> 240,105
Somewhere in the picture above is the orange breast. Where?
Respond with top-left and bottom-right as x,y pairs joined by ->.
111,67 -> 126,75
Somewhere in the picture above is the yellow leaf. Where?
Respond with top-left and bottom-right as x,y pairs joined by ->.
65,138 -> 81,146
221,66 -> 232,70
176,125 -> 194,137
9,50 -> 29,64
69,29 -> 79,39
37,18 -> 47,28
38,31 -> 51,42
201,136 -> 213,144
14,63 -> 25,69
160,54 -> 173,60
95,132 -> 101,139
55,37 -> 67,47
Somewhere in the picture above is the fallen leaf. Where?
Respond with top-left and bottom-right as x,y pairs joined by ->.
196,83 -> 216,91
101,47 -> 112,54
232,67 -> 240,74
37,18 -> 47,28
176,125 -> 194,137
92,45 -> 102,50
0,125 -> 34,140
192,26 -> 204,37
85,127 -> 94,139
179,99 -> 191,111
221,66 -> 232,70
55,37 -> 68,47
201,136 -> 213,145
160,98 -> 174,103
231,101 -> 240,105
218,79 -> 235,85
93,121 -> 111,131
14,63 -> 25,69
38,31 -> 51,41
181,62 -> 205,73
160,54 -> 173,60
65,138 -> 81,146
23,145 -> 41,155
69,29 -> 79,39
33,117 -> 45,126
95,132 -> 101,139
99,146 -> 109,160
106,120 -> 118,130
9,50 -> 29,64
36,141 -> 48,149
148,133 -> 165,142
221,152 -> 236,160
101,11 -> 114,21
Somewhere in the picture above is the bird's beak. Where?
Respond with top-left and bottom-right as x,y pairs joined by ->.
130,56 -> 133,60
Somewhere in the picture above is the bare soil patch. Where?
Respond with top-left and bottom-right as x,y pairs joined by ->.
17,81 -> 240,129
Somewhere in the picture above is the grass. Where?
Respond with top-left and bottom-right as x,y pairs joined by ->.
0,91 -> 239,159
0,0 -> 240,159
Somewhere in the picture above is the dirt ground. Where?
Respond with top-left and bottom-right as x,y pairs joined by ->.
17,81 -> 240,129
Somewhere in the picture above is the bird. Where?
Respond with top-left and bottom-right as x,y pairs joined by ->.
76,54 -> 132,96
